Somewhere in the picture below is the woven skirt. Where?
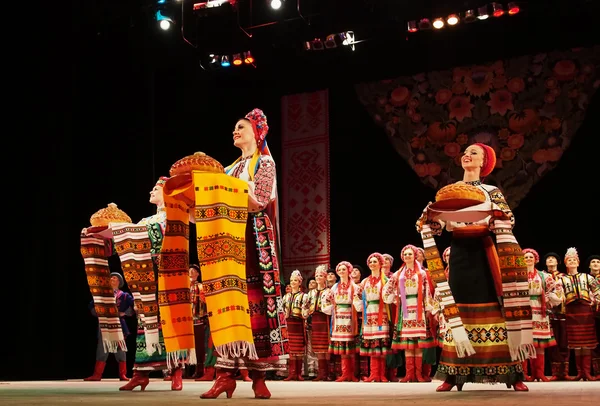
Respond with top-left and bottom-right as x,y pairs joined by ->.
311,312 -> 330,354
435,302 -> 524,384
287,317 -> 306,356
566,301 -> 597,349
133,325 -> 167,371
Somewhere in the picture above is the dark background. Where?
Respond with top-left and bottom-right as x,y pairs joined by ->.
15,0 -> 598,381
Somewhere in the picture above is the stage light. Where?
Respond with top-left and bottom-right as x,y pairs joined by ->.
339,31 -> 356,51
243,51 -> 254,64
232,53 -> 242,65
492,2 -> 505,17
209,54 -> 219,64
407,20 -> 418,32
477,5 -> 489,20
156,10 -> 173,30
270,0 -> 282,10
221,55 -> 230,67
464,9 -> 477,23
311,39 -> 324,50
447,14 -> 459,25
325,34 -> 338,49
433,18 -> 444,29
508,2 -> 520,15
418,18 -> 432,30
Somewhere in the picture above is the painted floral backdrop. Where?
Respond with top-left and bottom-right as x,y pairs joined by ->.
356,46 -> 599,208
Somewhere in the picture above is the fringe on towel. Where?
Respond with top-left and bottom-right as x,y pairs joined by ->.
166,348 -> 197,370
215,341 -> 259,361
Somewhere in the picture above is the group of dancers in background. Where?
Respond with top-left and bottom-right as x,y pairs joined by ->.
81,108 -> 600,398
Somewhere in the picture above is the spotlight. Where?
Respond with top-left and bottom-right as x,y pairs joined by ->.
418,18 -> 432,30
477,5 -> 489,20
311,39 -> 324,51
339,31 -> 356,51
209,54 -> 218,64
232,53 -> 242,66
447,14 -> 459,25
324,34 -> 339,49
492,2 -> 505,17
464,9 -> 477,23
407,20 -> 418,33
508,2 -> 520,15
270,0 -> 282,10
432,18 -> 444,29
243,51 -> 254,64
156,10 -> 174,30
221,55 -> 230,67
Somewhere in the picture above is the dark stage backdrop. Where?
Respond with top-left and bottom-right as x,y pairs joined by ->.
15,13 -> 599,382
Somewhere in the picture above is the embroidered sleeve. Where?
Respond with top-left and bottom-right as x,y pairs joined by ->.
423,272 -> 434,314
545,273 -> 562,307
382,273 -> 398,305
252,156 -> 276,209
429,287 -> 442,315
488,187 -> 515,231
321,289 -> 334,315
353,280 -> 365,312
301,290 -> 312,319
588,274 -> 600,302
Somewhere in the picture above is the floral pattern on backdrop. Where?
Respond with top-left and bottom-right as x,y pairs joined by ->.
355,46 -> 599,208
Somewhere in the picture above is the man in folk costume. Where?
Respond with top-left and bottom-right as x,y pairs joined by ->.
587,254 -> 600,378
84,272 -> 134,382
543,251 -> 570,380
322,261 -> 360,382
282,270 -> 309,381
417,143 -> 532,392
325,268 -> 341,379
353,253 -> 391,382
522,248 -> 561,381
554,248 -> 600,381
302,265 -> 332,381
382,253 -> 401,382
383,245 -> 436,383
351,264 -> 370,380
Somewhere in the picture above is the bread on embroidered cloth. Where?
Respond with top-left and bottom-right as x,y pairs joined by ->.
90,203 -> 132,227
432,182 -> 486,210
169,151 -> 224,176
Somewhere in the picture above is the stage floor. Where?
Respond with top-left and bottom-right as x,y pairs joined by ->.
1,379 -> 598,405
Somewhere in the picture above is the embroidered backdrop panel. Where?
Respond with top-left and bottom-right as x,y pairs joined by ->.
356,46 -> 599,208
281,90 -> 331,282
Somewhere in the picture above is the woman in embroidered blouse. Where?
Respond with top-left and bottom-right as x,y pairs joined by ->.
383,244 -> 436,382
417,143 -> 531,392
522,248 -> 561,382
353,253 -> 390,382
282,270 -> 308,381
200,108 -> 288,400
322,261 -> 360,382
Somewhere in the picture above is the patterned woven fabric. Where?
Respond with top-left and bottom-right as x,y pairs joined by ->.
111,223 -> 162,356
159,187 -> 196,368
80,232 -> 126,353
192,171 -> 257,359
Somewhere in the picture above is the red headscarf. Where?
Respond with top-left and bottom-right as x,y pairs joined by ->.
473,143 -> 497,177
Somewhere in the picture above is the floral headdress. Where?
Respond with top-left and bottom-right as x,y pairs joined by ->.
522,248 -> 540,264
290,269 -> 303,282
564,247 -> 579,262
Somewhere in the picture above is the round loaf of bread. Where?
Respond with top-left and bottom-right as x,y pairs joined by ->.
90,203 -> 132,227
169,152 -> 225,177
432,183 -> 486,210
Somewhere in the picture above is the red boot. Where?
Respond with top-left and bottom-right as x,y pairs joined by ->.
582,354 -> 597,381
200,369 -> 236,399
421,363 -> 432,382
549,361 -> 567,381
118,361 -> 129,381
239,369 -> 252,382
415,356 -> 430,382
336,356 -> 357,382
119,370 -> 149,391
84,361 -> 106,381
436,380 -> 464,392
513,381 -> 529,391
251,370 -> 271,399
362,356 -> 380,382
522,360 -> 533,382
196,365 -> 215,381
314,359 -> 327,381
399,356 -> 415,382
534,353 -> 549,382
379,358 -> 389,382
171,367 -> 183,391
283,358 -> 299,381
